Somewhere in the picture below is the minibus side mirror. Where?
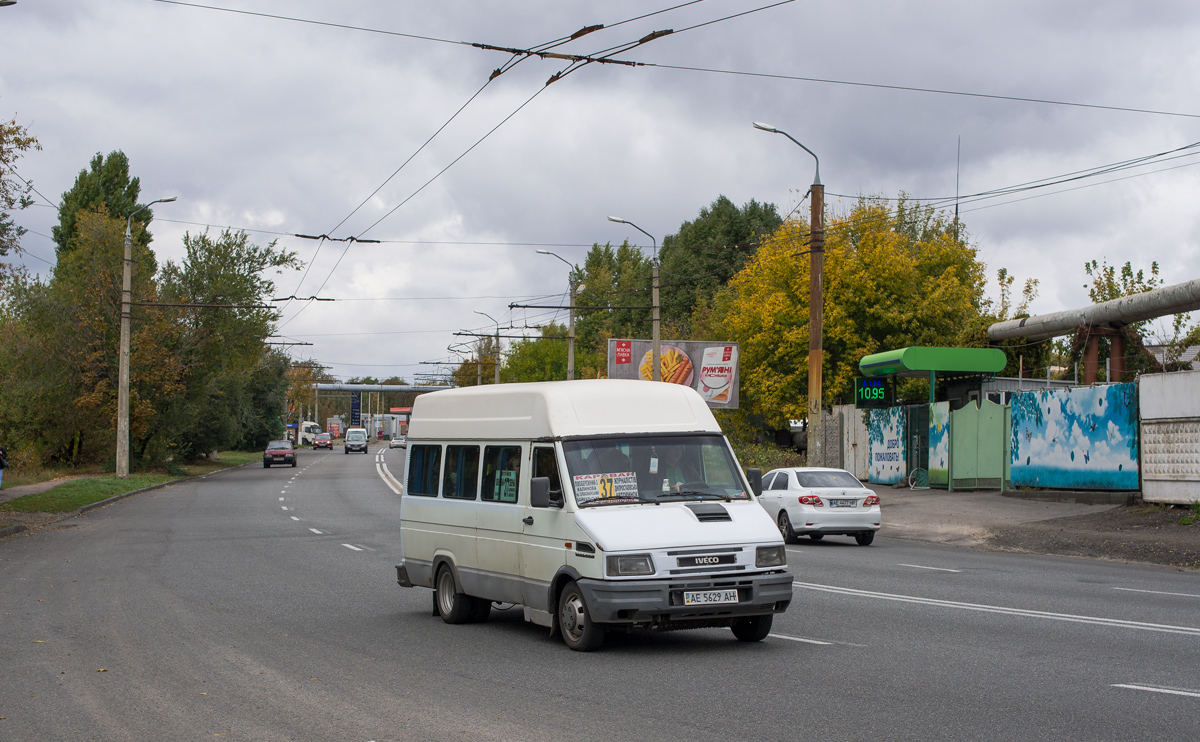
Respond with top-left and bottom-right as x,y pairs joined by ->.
747,468 -> 763,497
531,477 -> 552,508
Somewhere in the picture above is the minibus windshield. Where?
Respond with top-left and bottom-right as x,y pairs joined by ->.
562,435 -> 749,507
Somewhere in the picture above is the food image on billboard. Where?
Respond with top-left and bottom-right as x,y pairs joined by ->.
607,339 -> 739,409
639,345 -> 693,384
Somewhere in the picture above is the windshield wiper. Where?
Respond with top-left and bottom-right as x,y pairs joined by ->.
655,491 -> 730,502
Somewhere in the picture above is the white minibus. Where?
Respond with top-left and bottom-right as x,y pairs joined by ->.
395,379 -> 792,651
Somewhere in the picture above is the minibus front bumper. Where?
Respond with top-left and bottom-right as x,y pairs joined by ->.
576,570 -> 793,626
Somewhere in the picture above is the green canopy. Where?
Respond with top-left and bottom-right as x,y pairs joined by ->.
859,346 -> 1007,379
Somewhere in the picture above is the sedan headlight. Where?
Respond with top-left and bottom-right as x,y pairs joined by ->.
606,554 -> 655,577
756,545 -> 787,568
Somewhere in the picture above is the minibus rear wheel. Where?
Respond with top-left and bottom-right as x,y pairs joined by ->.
435,565 -> 474,624
558,580 -> 605,652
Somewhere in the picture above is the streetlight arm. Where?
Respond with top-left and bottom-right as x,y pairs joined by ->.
606,216 -> 656,249
752,122 -> 820,185
536,249 -> 572,269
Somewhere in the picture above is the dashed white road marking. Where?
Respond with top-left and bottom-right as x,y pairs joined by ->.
1114,587 -> 1200,599
897,563 -> 962,573
290,516 -> 300,521
310,528 -> 323,534
771,633 -> 832,645
342,544 -> 364,551
793,581 -> 1200,637
281,506 -> 289,511
1112,683 -> 1200,699
279,497 -> 285,501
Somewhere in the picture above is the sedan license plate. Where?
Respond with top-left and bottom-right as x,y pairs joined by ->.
830,499 -> 856,508
682,589 -> 739,606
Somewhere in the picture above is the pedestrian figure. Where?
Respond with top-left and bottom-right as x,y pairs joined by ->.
0,445 -> 8,490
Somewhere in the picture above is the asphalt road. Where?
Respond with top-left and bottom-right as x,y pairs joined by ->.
2,444 -> 1199,741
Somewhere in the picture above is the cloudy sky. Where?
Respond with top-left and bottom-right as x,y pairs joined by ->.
4,0 -> 1199,380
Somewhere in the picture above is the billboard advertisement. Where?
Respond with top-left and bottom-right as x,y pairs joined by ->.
607,339 -> 739,409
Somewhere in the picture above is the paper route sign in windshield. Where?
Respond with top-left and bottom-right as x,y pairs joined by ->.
573,472 -> 639,505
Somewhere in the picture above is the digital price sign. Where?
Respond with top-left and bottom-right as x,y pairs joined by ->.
854,377 -> 893,409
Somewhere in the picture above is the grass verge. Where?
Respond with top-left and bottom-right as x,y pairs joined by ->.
0,451 -> 261,514
1,473 -> 175,513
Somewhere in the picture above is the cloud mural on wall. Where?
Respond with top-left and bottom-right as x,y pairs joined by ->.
1010,384 -> 1138,490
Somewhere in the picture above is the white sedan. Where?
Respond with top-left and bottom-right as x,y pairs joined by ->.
757,467 -> 881,546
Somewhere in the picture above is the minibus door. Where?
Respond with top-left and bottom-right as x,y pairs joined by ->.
520,446 -> 570,612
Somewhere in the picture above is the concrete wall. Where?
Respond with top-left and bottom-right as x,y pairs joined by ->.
1010,383 -> 1139,491
1140,369 -> 1200,504
868,406 -> 907,484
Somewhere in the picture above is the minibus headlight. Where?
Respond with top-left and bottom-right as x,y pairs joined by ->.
606,554 -> 655,577
756,545 -> 786,568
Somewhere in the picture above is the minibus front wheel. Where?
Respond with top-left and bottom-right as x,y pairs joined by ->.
558,580 -> 605,652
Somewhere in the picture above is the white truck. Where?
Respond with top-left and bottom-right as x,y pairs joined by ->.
298,421 -> 321,446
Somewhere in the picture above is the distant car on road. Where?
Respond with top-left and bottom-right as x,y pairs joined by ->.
263,440 -> 297,468
344,428 -> 369,454
757,467 -> 880,545
313,433 -> 332,450
388,434 -> 406,449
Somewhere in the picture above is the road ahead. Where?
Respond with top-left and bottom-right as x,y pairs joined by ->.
3,445 -> 1198,740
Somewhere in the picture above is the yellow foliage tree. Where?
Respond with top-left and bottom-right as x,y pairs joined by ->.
701,197 -> 986,429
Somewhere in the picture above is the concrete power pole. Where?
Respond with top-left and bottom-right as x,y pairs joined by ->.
116,196 -> 175,479
809,180 -> 825,467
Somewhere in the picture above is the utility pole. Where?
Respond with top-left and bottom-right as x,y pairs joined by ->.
607,217 -> 660,381
809,177 -> 825,468
754,123 -> 824,466
536,249 -> 584,380
475,310 -> 502,384
116,196 -> 176,479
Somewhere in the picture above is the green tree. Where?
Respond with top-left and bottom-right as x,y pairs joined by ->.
156,229 -> 301,457
0,113 -> 40,271
573,241 -> 653,378
659,195 -> 782,330
501,323 -> 568,382
53,151 -> 151,258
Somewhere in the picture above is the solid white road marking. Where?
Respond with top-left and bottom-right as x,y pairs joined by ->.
1114,587 -> 1200,599
897,563 -> 962,573
1112,683 -> 1200,699
375,459 -> 402,494
310,528 -> 323,534
290,516 -> 300,521
342,544 -> 363,551
793,581 -> 1200,637
771,633 -> 832,645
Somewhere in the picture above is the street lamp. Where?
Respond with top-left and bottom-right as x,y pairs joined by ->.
754,121 -> 825,467
474,310 -> 501,384
537,250 -> 586,381
116,196 -> 177,479
607,216 -> 661,382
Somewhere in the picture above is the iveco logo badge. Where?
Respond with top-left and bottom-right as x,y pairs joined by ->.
696,556 -> 720,564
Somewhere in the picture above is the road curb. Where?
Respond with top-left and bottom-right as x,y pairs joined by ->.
0,460 -> 256,538
75,460 -> 255,514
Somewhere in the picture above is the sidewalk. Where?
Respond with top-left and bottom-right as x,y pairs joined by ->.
874,485 -> 1118,547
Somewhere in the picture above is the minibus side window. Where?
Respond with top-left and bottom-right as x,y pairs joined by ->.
407,444 -> 442,497
481,446 -> 521,503
443,445 -> 480,500
533,446 -> 562,500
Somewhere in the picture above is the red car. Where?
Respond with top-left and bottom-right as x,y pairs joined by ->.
313,433 -> 333,450
263,440 -> 296,468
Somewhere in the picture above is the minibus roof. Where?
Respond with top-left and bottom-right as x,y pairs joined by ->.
407,379 -> 722,440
